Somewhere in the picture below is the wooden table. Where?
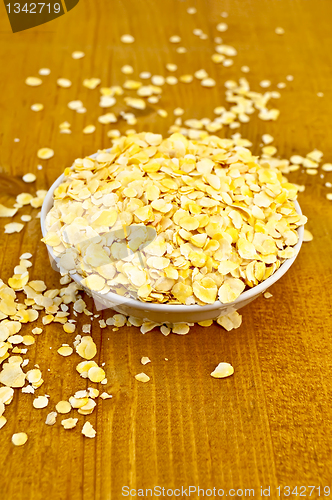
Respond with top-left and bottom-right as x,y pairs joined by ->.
0,0 -> 331,498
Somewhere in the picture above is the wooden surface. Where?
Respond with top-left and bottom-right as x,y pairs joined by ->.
0,0 -> 332,499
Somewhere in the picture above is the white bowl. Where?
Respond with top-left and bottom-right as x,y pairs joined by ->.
41,169 -> 304,324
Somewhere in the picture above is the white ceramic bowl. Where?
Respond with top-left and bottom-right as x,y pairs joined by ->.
41,168 -> 304,324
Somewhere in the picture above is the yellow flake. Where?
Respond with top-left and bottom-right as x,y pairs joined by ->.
121,65 -> 134,74
216,22 -> 228,32
31,103 -> 44,112
26,77 -> 42,86
211,362 -> 234,378
57,345 -> 73,356
45,412 -> 57,425
135,372 -> 150,383
322,163 -> 332,172
22,335 -> 35,346
218,278 -> 245,303
100,392 -> 112,399
172,323 -> 190,335
303,228 -> 313,242
26,369 -> 42,384
72,51 -> 85,59
179,75 -> 193,83
121,34 -> 135,43
87,366 -> 105,383
0,204 -> 18,217
4,223 -> 24,234
0,416 -> 7,429
57,78 -> 72,88
275,27 -> 285,35
166,63 -> 177,71
0,387 -> 14,404
63,323 -> 76,333
169,35 -> 181,43
83,78 -> 101,89
61,418 -> 78,429
37,148 -> 54,160
12,432 -> 28,445
141,356 -> 151,365
82,421 -> 96,438
264,291 -> 273,299
76,336 -> 97,360
124,97 -> 146,110
55,401 -> 72,414
193,277 -> 218,304
201,78 -> 216,88
98,112 -> 117,124
157,109 -> 168,118
0,362 -> 25,387
83,125 -> 96,134
33,395 -> 49,409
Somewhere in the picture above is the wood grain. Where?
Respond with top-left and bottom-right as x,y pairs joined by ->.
0,0 -> 332,499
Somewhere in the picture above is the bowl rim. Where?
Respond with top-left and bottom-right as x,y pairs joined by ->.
41,163 -> 304,313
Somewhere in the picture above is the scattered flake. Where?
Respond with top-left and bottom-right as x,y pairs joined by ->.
262,134 -> 274,144
260,80 -> 271,88
216,22 -> 228,32
37,148 -> 54,160
12,432 -> 28,446
82,421 -> 96,438
83,78 -> 101,89
166,63 -> 177,72
216,312 -> 242,331
55,401 -> 72,414
121,65 -> 134,74
76,336 -> 97,360
212,54 -> 225,63
139,71 -> 151,79
57,78 -> 72,88
121,34 -> 135,43
325,182 -> 332,188
241,66 -> 250,73
327,194 -> 332,201
22,173 -> 36,183
135,372 -> 150,383
317,92 -> 324,97
176,47 -> 187,54
83,125 -> 96,134
57,345 -> 73,357
26,77 -> 42,86
275,27 -> 285,35
141,356 -> 151,365
68,100 -> 84,111
172,323 -> 190,335
124,97 -> 146,110
33,395 -> 49,409
201,78 -> 216,88
61,417 -> 78,429
4,222 -> 24,234
286,75 -> 294,81
187,7 -> 196,14
32,327 -> 43,335
179,74 -> 193,83
166,76 -> 178,85
39,68 -> 50,75
0,204 -> 18,217
21,215 -> 31,222
100,392 -> 112,400
0,416 -> 7,429
45,411 -> 57,425
31,103 -> 44,112
211,362 -> 234,379
72,50 -> 85,59
322,163 -> 332,172
88,366 -> 105,383
169,35 -> 181,43
157,109 -> 168,117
